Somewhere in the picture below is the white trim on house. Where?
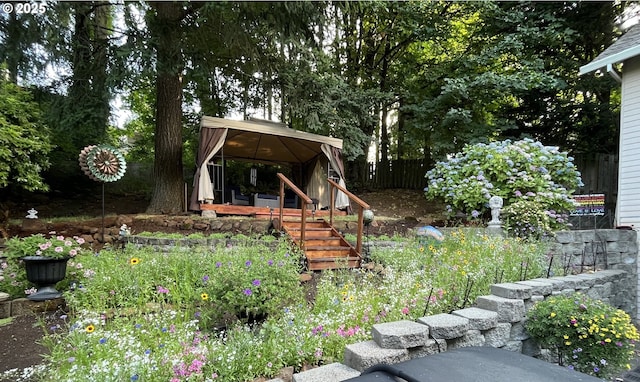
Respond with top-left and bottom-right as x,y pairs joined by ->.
579,45 -> 640,75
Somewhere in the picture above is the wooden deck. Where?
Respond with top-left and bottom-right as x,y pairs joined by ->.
200,203 -> 346,219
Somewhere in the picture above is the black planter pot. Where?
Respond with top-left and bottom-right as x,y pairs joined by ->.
22,256 -> 69,301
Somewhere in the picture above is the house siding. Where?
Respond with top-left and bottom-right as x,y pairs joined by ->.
617,56 -> 640,229
615,55 -> 640,320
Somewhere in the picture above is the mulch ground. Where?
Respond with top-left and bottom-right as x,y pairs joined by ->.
0,311 -> 68,381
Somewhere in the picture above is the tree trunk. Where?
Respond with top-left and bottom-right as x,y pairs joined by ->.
146,2 -> 185,214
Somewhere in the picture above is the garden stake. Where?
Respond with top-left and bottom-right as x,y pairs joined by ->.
461,276 -> 473,309
563,254 -> 572,276
494,269 -> 504,284
423,287 -> 434,317
546,254 -> 554,278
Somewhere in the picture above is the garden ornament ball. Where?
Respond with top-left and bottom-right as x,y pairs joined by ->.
363,209 -> 374,226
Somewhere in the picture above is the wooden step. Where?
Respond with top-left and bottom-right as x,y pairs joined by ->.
305,253 -> 361,270
305,247 -> 354,257
286,228 -> 335,238
294,237 -> 343,247
281,220 -> 328,229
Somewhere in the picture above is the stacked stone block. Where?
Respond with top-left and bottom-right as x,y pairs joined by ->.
292,269 -> 630,382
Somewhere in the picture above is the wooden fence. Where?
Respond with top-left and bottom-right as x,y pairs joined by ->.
364,159 -> 429,189
363,154 -> 618,197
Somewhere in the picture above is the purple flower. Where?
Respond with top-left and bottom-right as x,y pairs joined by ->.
471,210 -> 480,218
267,259 -> 274,266
245,260 -> 252,267
99,337 -> 107,344
515,190 -> 522,197
202,275 -> 210,283
156,286 -> 169,294
243,288 -> 253,296
252,279 -> 261,287
593,367 -> 599,373
215,262 -> 222,268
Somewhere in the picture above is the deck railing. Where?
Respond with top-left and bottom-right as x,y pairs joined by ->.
327,178 -> 370,256
277,173 -> 313,246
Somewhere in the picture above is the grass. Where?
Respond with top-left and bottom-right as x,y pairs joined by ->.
0,317 -> 13,327
24,230 -> 557,381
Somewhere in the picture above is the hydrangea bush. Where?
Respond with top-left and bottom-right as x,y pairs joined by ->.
526,293 -> 638,378
425,139 -> 583,237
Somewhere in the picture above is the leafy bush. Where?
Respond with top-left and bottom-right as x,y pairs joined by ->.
425,139 -> 582,235
0,71 -> 52,192
502,199 -> 569,240
526,293 -> 638,378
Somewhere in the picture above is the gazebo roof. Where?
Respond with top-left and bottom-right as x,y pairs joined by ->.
200,116 -> 342,164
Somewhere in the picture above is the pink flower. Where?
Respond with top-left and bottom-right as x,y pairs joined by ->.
55,246 -> 63,253
157,286 -> 169,294
401,307 -> 410,315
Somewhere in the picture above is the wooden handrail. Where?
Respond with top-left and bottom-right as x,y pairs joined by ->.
327,178 -> 370,257
277,173 -> 313,246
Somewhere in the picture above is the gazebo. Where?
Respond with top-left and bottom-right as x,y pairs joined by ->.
189,117 -> 349,212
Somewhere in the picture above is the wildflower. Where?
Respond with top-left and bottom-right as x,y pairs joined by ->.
550,312 -> 556,318
243,288 -> 253,296
202,275 -> 210,283
85,324 -> 95,333
245,260 -> 252,267
129,257 -> 140,265
401,307 -> 410,315
157,286 -> 169,294
252,279 -> 261,287
215,262 -> 222,268
99,337 -> 107,344
201,293 -> 209,301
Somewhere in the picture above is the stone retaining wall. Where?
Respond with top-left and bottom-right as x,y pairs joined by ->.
549,229 -> 638,318
292,269 -> 632,382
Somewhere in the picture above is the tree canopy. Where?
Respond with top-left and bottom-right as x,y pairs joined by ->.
0,1 -> 628,212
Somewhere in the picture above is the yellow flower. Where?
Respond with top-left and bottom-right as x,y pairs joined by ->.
550,312 -> 556,318
129,257 -> 140,265
419,247 -> 425,252
565,341 -> 571,346
85,324 -> 95,333
201,293 -> 209,301
563,335 -> 569,340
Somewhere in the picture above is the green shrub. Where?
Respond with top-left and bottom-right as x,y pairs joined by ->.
526,293 -> 638,378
